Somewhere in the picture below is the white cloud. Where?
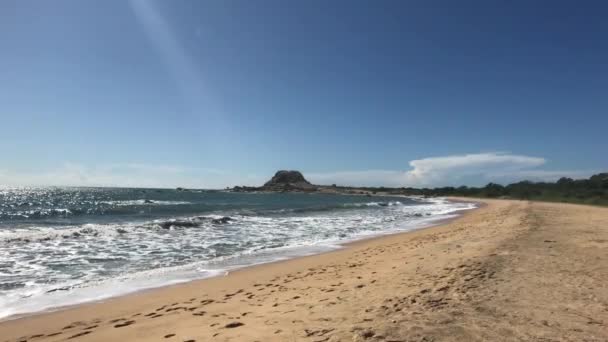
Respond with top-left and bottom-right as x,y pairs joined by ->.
402,152 -> 546,186
0,153 -> 595,189
308,152 -> 592,187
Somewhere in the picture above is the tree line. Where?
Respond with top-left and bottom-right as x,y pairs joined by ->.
356,173 -> 608,206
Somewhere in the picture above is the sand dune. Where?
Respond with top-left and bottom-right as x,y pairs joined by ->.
1,199 -> 607,341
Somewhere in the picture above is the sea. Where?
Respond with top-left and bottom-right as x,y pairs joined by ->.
0,187 -> 476,319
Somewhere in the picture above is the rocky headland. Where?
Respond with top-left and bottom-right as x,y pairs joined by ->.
232,170 -> 318,193
230,170 -> 378,195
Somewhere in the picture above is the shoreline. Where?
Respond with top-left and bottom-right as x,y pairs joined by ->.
3,198 -> 606,341
0,197 -> 479,323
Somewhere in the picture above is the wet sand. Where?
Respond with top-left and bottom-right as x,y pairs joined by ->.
1,198 -> 607,341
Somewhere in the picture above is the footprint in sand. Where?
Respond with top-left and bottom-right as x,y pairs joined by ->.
225,321 -> 245,328
63,321 -> 86,330
114,320 -> 136,328
68,331 -> 92,339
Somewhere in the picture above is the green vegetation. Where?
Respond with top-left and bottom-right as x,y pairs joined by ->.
353,173 -> 608,206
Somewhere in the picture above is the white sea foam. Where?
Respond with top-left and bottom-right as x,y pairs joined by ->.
98,200 -> 192,206
0,197 -> 476,320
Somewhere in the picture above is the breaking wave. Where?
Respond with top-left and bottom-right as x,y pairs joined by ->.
0,188 -> 476,319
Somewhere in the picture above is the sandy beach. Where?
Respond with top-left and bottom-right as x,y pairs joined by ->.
1,198 -> 607,341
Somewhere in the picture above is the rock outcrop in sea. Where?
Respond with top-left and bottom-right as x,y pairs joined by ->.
262,170 -> 317,192
231,170 -> 318,193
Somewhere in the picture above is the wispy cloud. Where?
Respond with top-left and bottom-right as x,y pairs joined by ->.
0,163 -> 263,189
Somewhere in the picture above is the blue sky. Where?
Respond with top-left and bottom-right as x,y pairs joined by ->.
1,0 -> 606,188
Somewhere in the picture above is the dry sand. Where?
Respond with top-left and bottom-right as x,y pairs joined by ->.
1,199 -> 607,341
